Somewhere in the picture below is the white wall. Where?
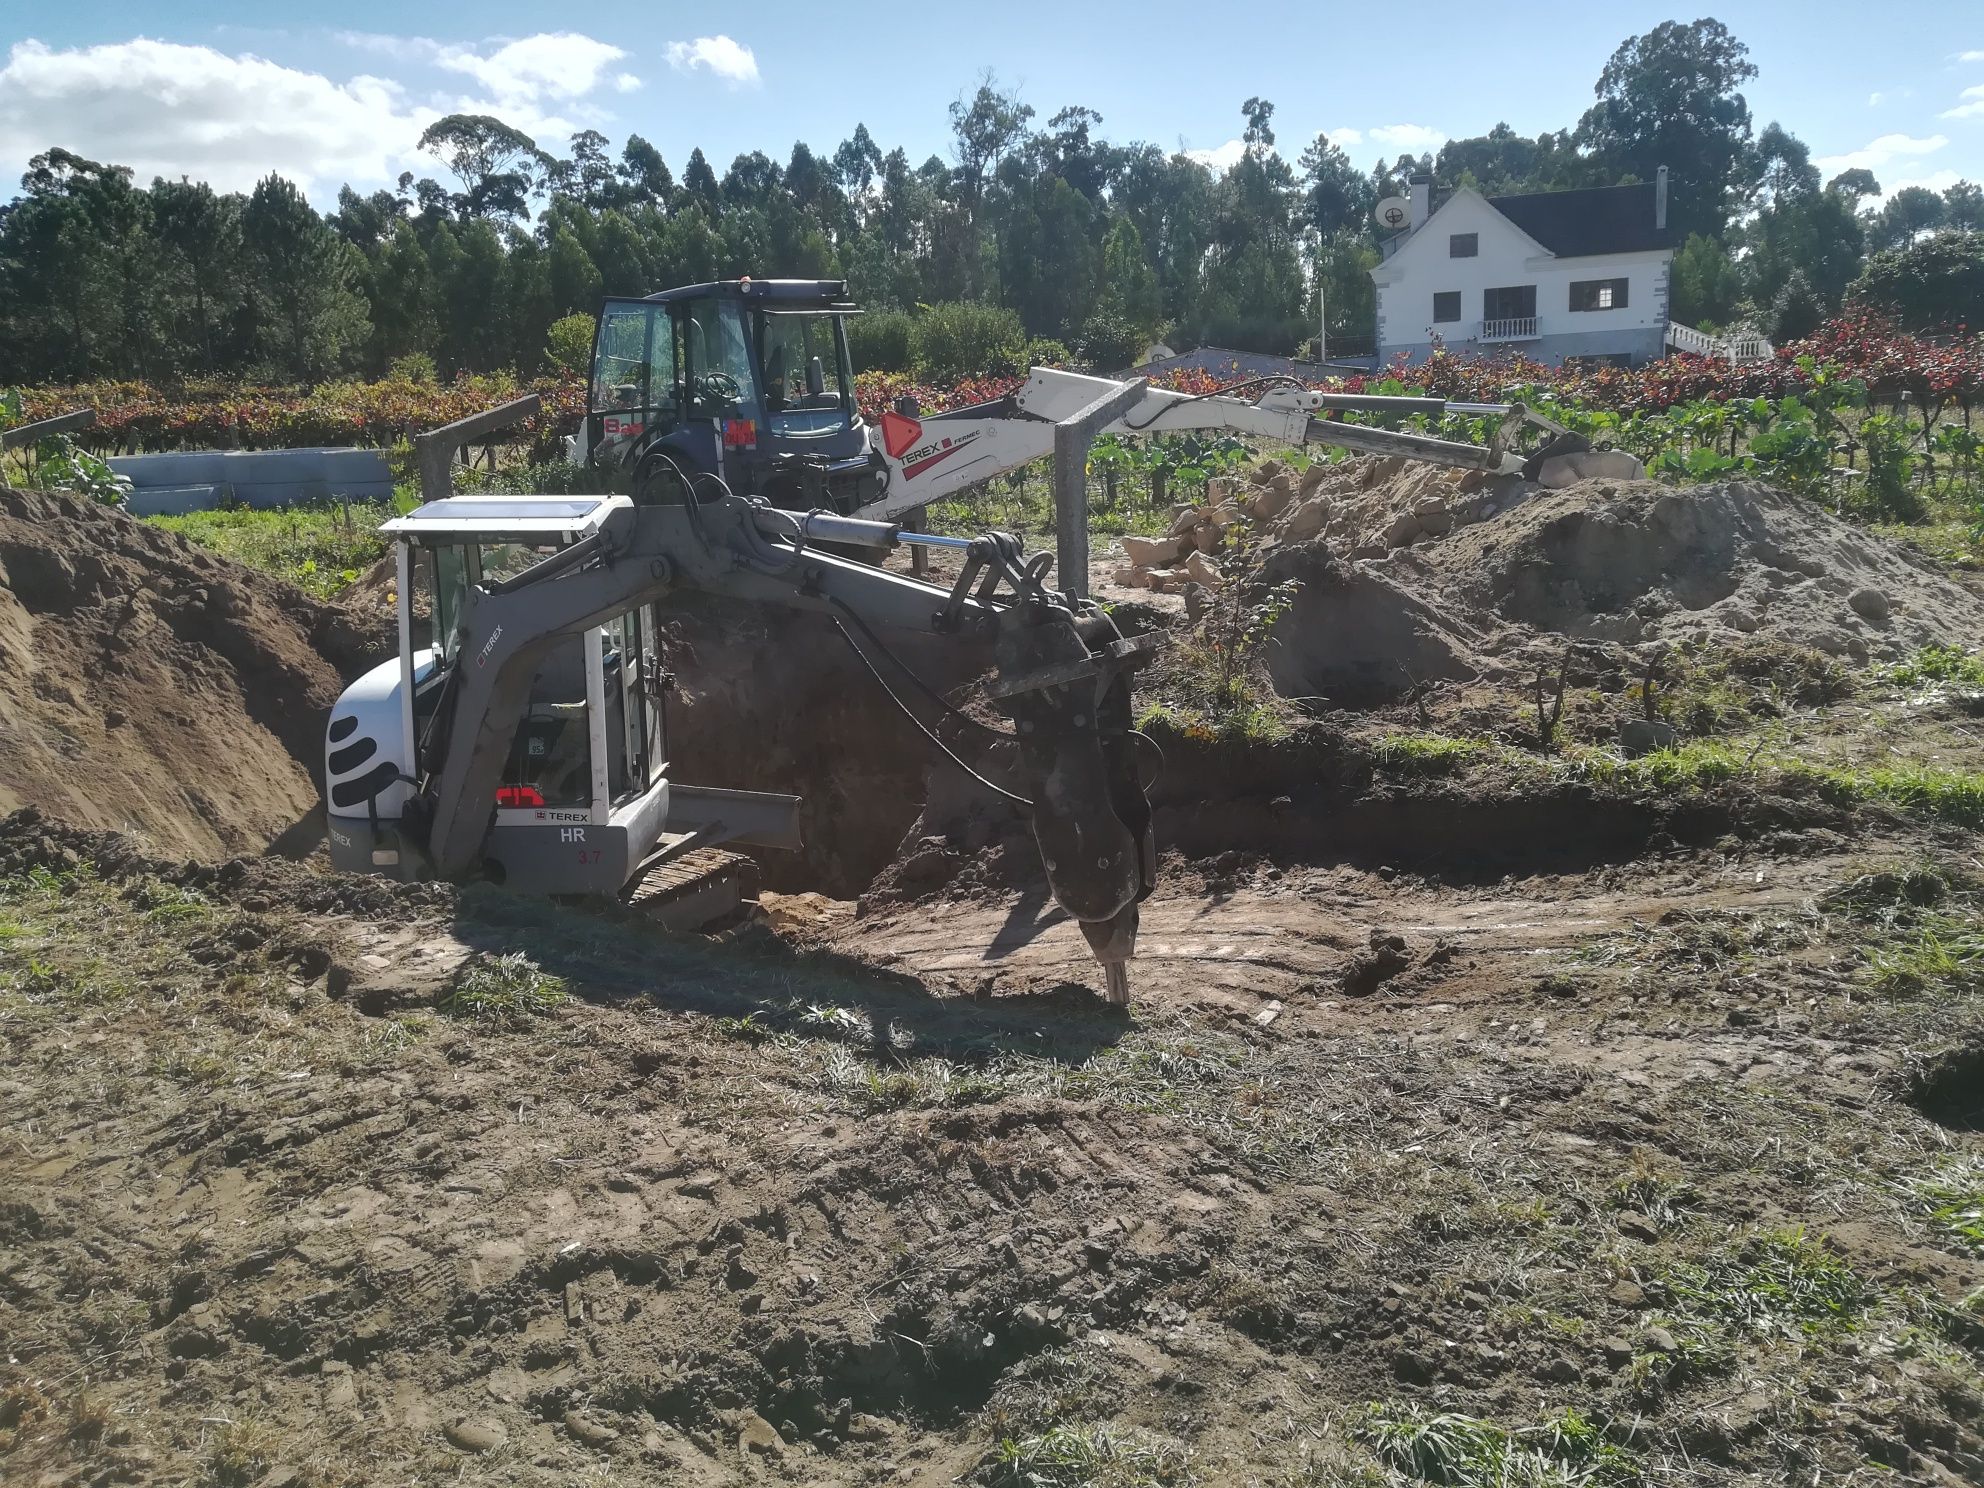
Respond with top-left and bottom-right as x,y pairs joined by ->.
1371,191 -> 1670,358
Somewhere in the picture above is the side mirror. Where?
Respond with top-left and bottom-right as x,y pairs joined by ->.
894,394 -> 921,418
806,356 -> 826,398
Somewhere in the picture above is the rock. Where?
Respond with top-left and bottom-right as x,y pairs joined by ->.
1166,506 -> 1203,537
737,1412 -> 783,1456
563,1409 -> 620,1448
1279,498 -> 1328,543
1183,552 -> 1223,589
1143,567 -> 1181,594
1848,587 -> 1889,622
1111,565 -> 1146,589
1191,523 -> 1222,553
1207,499 -> 1245,527
1617,718 -> 1679,757
1538,449 -> 1648,488
1122,534 -> 1185,567
847,1413 -> 890,1442
1643,1326 -> 1681,1355
1413,498 -> 1455,538
1297,463 -> 1329,495
1721,606 -> 1761,632
444,1419 -> 508,1454
1599,1336 -> 1635,1366
1542,1354 -> 1582,1383
1616,1211 -> 1661,1242
1182,582 -> 1211,623
1254,459 -> 1284,481
1246,484 -> 1293,522
1606,1279 -> 1647,1308
1381,511 -> 1422,548
1392,1346 -> 1437,1384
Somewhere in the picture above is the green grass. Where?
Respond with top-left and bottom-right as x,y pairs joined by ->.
1358,1405 -> 1638,1488
1881,643 -> 1984,691
1372,732 -> 1496,776
1865,920 -> 1984,996
1911,1158 -> 1984,1256
1659,1228 -> 1868,1339
148,499 -> 396,598
984,1424 -> 1193,1488
443,951 -> 568,1021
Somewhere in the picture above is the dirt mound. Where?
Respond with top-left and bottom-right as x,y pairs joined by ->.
0,487 -> 387,859
1420,479 -> 1984,660
1184,459 -> 1984,702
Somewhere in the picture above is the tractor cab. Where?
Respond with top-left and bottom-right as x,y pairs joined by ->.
582,278 -> 880,512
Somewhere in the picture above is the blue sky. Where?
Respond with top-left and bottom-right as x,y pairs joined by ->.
3,2 -> 1981,209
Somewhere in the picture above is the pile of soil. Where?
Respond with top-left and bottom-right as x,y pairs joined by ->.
0,487 -> 385,859
1236,465 -> 1984,702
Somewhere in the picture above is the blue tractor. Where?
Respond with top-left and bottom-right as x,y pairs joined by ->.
581,277 -> 887,514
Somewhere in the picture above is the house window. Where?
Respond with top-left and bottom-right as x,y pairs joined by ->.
1570,278 -> 1630,311
1483,285 -> 1536,321
1432,291 -> 1461,323
1449,233 -> 1478,258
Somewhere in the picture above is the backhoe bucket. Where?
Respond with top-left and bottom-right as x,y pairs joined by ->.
989,608 -> 1157,1004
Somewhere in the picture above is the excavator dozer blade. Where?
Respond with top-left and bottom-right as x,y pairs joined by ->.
990,609 -> 1157,1003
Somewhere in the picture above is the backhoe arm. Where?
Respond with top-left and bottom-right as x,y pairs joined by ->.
409,493 -> 1156,996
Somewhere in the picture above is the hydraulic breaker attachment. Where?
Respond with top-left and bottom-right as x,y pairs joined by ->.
989,605 -> 1159,1005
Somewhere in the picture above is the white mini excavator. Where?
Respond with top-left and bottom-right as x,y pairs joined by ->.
325,279 -> 1557,1002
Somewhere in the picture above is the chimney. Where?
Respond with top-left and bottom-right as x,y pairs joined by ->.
1655,165 -> 1669,232
1409,173 -> 1431,231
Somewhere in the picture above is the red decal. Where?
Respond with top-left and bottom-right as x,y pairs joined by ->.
902,432 -> 979,481
724,418 -> 758,449
880,410 -> 922,460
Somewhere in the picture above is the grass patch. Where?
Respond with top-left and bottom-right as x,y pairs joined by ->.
1911,1157 -> 1984,1256
443,951 -> 568,1022
148,500 -> 394,599
1881,643 -> 1984,691
1659,1228 -> 1868,1339
1358,1404 -> 1638,1487
1865,920 -> 1984,996
1372,732 -> 1496,776
983,1423 -> 1192,1488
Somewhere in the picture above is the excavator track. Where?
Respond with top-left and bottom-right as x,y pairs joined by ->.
624,847 -> 762,933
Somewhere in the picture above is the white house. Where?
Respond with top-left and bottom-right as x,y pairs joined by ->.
1370,169 -> 1676,367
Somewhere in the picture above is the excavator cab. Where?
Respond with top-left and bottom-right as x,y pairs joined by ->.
323,493 -> 800,907
581,279 -> 882,512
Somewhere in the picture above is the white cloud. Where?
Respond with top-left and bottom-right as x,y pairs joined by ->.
1945,83 -> 1984,120
434,32 -> 634,104
664,35 -> 758,85
0,38 -> 431,195
1183,138 -> 1245,171
1367,123 -> 1446,155
1322,127 -> 1362,147
1955,49 -> 1984,62
1872,169 -> 1963,205
1868,91 -> 1884,106
1816,132 -> 1950,175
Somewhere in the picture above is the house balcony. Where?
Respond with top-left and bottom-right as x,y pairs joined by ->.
1480,316 -> 1539,343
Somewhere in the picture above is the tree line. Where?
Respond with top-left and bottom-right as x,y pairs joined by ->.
1,17 -> 1979,389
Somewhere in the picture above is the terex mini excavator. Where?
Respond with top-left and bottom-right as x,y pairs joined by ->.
325,279 -> 1554,1002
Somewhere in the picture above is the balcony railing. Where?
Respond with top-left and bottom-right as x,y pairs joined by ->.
1666,320 -> 1774,364
1480,316 -> 1539,342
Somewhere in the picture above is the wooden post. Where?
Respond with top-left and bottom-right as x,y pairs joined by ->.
1052,378 -> 1146,601
0,408 -> 95,450
412,393 -> 541,504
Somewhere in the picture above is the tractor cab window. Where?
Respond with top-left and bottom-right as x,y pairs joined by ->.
589,302 -> 678,467
757,311 -> 853,437
681,297 -> 761,425
429,542 -> 470,663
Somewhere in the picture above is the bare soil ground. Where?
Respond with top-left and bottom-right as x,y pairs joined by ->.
2,479 -> 1983,1487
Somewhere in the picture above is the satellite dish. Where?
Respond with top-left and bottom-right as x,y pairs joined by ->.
1375,196 -> 1411,231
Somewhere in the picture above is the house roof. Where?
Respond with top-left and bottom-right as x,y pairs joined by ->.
1483,182 -> 1674,258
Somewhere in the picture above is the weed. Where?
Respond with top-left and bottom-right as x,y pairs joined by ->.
714,1011 -> 781,1043
983,1422 -> 1193,1488
1359,1403 -> 1638,1487
205,1418 -> 281,1488
150,502 -> 391,599
443,952 -> 567,1021
362,1015 -> 430,1059
1880,643 -> 1984,691
1659,1228 -> 1867,1339
1373,732 -> 1494,776
1909,1157 -> 1984,1256
1864,921 -> 1984,995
